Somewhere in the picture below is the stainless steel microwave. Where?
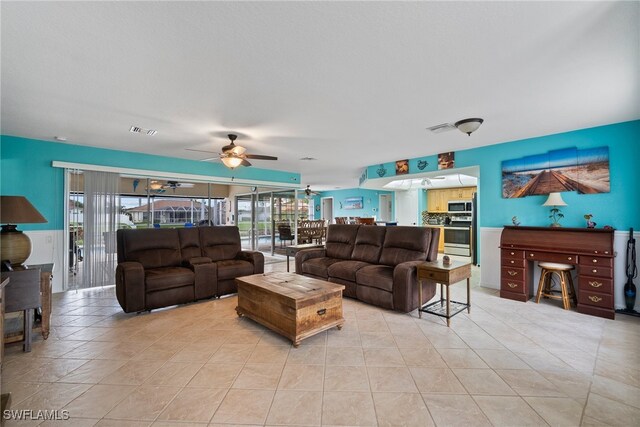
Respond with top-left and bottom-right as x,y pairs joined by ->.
447,200 -> 472,213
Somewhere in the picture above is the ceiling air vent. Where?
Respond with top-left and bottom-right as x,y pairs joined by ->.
426,123 -> 456,134
129,126 -> 158,136
299,157 -> 317,161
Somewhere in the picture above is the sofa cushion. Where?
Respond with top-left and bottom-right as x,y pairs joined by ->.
302,257 -> 342,279
199,226 -> 241,261
351,226 -> 386,264
328,260 -> 372,282
355,265 -> 394,292
145,267 -> 194,292
118,229 -> 182,269
325,225 -> 360,260
178,228 -> 202,263
379,226 -> 432,267
216,259 -> 254,280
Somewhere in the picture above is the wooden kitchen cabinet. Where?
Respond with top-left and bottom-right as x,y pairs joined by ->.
427,189 -> 448,213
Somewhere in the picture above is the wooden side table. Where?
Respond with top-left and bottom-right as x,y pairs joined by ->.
417,260 -> 472,326
285,243 -> 324,272
1,278 -> 11,424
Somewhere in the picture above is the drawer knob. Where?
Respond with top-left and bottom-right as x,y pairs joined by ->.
507,270 -> 518,276
592,259 -> 598,263
592,269 -> 598,273
589,281 -> 603,288
510,260 -> 515,264
604,251 -> 609,254
588,295 -> 602,303
530,254 -> 534,257
594,251 -> 598,254
317,308 -> 327,316
567,257 -> 572,261
507,283 -> 518,288
510,252 -> 515,255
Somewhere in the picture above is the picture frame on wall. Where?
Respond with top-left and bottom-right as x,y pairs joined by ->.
343,197 -> 363,210
395,159 -> 409,175
438,152 -> 455,170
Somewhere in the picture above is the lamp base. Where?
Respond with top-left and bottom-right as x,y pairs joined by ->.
0,224 -> 32,266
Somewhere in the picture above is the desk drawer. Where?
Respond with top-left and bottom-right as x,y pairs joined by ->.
501,249 -> 524,260
579,256 -> 613,268
525,251 -> 577,264
502,258 -> 526,268
578,290 -> 613,309
581,266 -> 612,278
501,279 -> 525,294
419,269 -> 449,283
501,267 -> 525,281
579,276 -> 613,294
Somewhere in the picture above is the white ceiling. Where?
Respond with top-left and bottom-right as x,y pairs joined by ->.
1,2 -> 638,190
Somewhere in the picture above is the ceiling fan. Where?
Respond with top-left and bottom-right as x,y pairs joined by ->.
427,118 -> 484,136
148,180 -> 195,192
421,177 -> 446,186
304,185 -> 320,196
187,134 -> 278,169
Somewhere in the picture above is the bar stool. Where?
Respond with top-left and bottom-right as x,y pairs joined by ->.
535,262 -> 577,310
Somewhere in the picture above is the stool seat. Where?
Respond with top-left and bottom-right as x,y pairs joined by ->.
538,262 -> 573,271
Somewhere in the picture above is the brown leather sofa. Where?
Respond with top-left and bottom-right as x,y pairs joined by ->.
295,224 -> 439,313
115,226 -> 264,313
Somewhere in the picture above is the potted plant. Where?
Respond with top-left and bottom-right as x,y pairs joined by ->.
584,214 -> 596,228
549,207 -> 564,227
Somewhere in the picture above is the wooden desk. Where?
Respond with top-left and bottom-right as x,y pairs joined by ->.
500,226 -> 615,319
417,260 -> 472,326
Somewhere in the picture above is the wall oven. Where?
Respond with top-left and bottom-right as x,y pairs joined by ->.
447,200 -> 472,214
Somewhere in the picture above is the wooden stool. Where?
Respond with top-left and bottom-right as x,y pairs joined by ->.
535,262 -> 577,310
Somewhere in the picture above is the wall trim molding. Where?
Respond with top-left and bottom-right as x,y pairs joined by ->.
51,161 -> 300,189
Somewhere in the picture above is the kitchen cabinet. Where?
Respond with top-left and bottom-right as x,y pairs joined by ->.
426,189 -> 448,213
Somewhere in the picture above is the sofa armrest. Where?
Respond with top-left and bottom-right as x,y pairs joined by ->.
185,257 -> 217,299
392,261 -> 437,313
115,262 -> 145,313
295,248 -> 326,275
237,251 -> 265,274
188,256 -> 212,266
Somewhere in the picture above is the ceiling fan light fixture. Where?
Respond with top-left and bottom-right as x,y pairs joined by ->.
455,118 -> 484,136
221,156 -> 243,169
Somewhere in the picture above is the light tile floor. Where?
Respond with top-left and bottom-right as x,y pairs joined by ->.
3,260 -> 640,426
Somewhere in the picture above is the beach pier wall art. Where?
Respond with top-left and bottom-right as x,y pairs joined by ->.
502,146 -> 610,198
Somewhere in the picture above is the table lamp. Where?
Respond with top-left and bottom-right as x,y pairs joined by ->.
1,196 -> 47,268
542,192 -> 567,227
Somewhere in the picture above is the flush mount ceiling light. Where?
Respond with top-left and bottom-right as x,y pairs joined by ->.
454,118 -> 484,136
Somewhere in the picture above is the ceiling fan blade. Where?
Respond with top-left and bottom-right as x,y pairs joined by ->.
185,148 -> 217,154
200,156 -> 219,162
245,154 -> 278,160
241,159 -> 252,167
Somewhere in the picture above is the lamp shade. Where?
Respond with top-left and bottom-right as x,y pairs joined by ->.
542,192 -> 567,207
1,196 -> 47,224
221,156 -> 243,169
1,196 -> 47,266
455,118 -> 484,136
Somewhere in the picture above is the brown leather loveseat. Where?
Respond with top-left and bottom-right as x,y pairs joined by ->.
295,224 -> 439,312
116,226 -> 263,313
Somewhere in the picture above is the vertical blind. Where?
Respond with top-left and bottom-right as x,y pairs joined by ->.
80,170 -> 120,289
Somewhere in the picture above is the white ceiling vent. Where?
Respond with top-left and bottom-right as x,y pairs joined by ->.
426,123 -> 456,134
129,126 -> 158,136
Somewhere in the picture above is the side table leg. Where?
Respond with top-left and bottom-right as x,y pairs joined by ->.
467,277 -> 471,314
418,279 -> 423,319
446,285 -> 451,327
440,283 -> 444,307
287,254 -> 290,272
23,309 -> 33,352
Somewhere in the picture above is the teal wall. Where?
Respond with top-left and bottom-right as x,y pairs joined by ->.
365,120 -> 640,230
312,188 -> 395,220
0,135 -> 301,230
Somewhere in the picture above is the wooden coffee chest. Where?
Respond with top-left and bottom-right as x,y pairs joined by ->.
235,272 -> 345,346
